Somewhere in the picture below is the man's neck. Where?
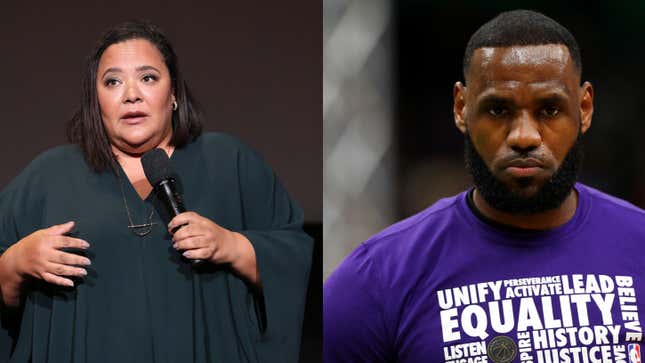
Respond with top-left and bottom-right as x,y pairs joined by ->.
472,188 -> 579,230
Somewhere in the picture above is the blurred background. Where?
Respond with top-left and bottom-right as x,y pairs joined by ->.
324,1 -> 645,279
2,2 -> 321,362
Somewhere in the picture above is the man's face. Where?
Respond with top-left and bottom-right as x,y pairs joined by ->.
454,44 -> 594,213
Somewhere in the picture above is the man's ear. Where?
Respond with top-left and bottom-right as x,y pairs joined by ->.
579,81 -> 593,134
454,82 -> 467,134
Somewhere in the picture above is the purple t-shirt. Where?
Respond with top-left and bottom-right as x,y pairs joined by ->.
324,184 -> 645,363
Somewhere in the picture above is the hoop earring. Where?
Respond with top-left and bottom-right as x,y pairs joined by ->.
172,101 -> 178,111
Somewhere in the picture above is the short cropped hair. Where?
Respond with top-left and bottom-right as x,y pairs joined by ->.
67,20 -> 203,172
463,10 -> 582,80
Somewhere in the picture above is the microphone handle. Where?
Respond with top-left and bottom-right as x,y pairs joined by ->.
158,179 -> 205,267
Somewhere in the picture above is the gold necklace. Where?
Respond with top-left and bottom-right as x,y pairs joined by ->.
117,170 -> 156,237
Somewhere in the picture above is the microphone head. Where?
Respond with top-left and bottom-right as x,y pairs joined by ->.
141,148 -> 175,186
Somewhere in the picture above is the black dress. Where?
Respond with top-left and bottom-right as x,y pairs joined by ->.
0,133 -> 313,363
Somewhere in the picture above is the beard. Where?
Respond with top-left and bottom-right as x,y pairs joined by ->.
464,132 -> 583,215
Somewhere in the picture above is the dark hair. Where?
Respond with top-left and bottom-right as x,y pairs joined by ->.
67,20 -> 203,172
463,10 -> 582,81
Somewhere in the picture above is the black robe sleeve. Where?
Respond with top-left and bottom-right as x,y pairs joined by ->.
235,142 -> 313,363
0,156 -> 47,362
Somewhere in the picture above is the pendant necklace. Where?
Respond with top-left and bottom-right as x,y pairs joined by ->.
117,169 -> 156,237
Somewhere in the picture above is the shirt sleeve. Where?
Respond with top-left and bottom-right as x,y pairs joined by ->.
0,162 -> 44,255
235,141 -> 314,363
323,244 -> 393,363
0,157 -> 45,362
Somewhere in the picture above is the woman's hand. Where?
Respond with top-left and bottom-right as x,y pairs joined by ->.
168,212 -> 259,285
12,221 -> 91,287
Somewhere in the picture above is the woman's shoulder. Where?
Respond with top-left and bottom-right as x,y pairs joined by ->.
192,132 -> 265,161
25,144 -> 85,172
193,132 -> 250,153
190,132 -> 273,174
2,144 -> 85,194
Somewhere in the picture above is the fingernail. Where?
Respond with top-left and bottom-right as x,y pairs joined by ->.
67,281 -> 74,287
82,241 -> 90,248
182,251 -> 190,258
172,243 -> 178,249
84,259 -> 92,265
80,269 -> 87,276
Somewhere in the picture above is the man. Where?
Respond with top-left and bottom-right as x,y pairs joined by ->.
324,10 -> 645,363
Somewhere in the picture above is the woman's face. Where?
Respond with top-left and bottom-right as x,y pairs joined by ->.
97,38 -> 175,155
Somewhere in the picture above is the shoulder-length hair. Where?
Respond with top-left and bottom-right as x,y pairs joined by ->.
67,20 -> 203,173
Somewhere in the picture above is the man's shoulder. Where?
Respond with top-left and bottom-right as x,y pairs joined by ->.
327,192 -> 466,287
363,192 -> 464,252
323,194 -> 470,362
579,183 -> 645,221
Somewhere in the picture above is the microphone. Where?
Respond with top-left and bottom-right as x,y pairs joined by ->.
141,148 -> 203,266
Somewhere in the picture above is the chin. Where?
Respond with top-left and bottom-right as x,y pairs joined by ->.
499,176 -> 544,197
115,136 -> 155,153
120,131 -> 156,145
508,184 -> 542,199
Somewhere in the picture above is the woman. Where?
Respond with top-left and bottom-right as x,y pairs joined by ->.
0,21 -> 312,363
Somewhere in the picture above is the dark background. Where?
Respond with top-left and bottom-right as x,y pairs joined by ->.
1,2 -> 321,362
394,1 -> 645,218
